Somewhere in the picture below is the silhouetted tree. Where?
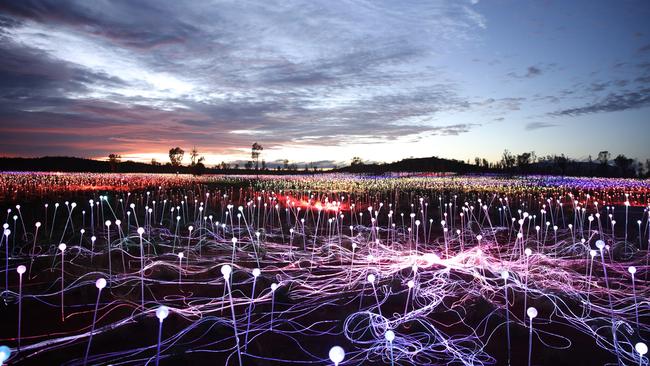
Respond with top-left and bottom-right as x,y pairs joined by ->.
351,157 -> 364,166
500,150 -> 516,171
190,146 -> 200,166
108,154 -> 121,172
150,158 -> 161,166
245,161 -> 253,170
261,159 -> 267,170
614,154 -> 634,177
283,159 -> 290,170
516,152 -> 533,173
554,154 -> 569,176
251,142 -> 263,170
169,147 -> 185,167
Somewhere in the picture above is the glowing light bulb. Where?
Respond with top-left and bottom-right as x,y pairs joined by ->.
385,330 -> 395,342
156,306 -> 169,322
221,264 -> 232,278
96,278 -> 107,289
329,346 -> 345,365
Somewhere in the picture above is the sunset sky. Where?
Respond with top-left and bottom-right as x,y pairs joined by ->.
1,0 -> 649,167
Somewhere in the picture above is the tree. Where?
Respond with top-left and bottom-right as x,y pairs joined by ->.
169,147 -> 185,167
614,154 -> 633,176
350,157 -> 364,166
500,150 -> 516,171
245,161 -> 253,170
516,152 -> 533,172
261,159 -> 267,170
251,142 -> 263,170
597,151 -> 610,165
596,151 -> 611,176
150,158 -> 160,166
474,157 -> 481,166
190,146 -> 200,166
554,154 -> 569,176
283,159 -> 290,170
108,154 -> 121,172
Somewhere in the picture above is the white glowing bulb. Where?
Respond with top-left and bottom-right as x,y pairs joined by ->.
156,306 -> 169,321
221,264 -> 232,278
385,330 -> 395,342
95,278 -> 107,289
329,346 -> 345,365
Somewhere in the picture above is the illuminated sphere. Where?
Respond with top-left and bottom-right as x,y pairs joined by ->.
0,345 -> 11,363
385,330 -> 395,342
3,229 -> 9,236
252,268 -> 261,277
58,243 -> 66,251
105,220 -> 111,227
221,264 -> 232,278
407,280 -> 414,288
91,236 -> 97,242
271,283 -> 278,292
595,240 -> 605,250
628,266 -> 637,275
188,226 -> 194,231
367,274 -> 376,283
156,306 -> 169,321
178,252 -> 184,259
137,227 -> 145,235
329,346 -> 345,365
17,265 -> 26,275
636,342 -> 648,356
590,250 -> 597,257
95,278 -> 107,289
500,271 -> 509,280
524,248 -> 532,256
232,237 -> 237,244
527,307 -> 538,319
35,222 -> 41,228
352,243 -> 357,250
476,235 -> 482,241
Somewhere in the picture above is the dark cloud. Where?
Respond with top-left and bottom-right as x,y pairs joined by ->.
525,66 -> 542,77
525,122 -> 557,131
551,88 -> 650,116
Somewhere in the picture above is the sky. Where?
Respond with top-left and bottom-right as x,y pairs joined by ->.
0,0 -> 649,167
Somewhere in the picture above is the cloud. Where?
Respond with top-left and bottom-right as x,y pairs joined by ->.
551,88 -> 650,116
525,66 -> 542,78
0,0 -> 488,159
525,122 -> 557,131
